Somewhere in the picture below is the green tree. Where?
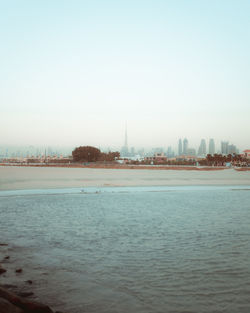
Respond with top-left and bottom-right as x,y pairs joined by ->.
72,146 -> 101,162
98,151 -> 120,161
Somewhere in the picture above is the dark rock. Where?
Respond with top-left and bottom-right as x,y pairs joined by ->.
0,297 -> 24,313
0,268 -> 6,275
0,243 -> 8,246
25,280 -> 33,285
0,284 -> 18,290
1,255 -> 10,264
17,292 -> 34,298
0,287 -> 53,313
15,269 -> 23,274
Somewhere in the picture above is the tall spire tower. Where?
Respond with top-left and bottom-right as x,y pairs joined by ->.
121,122 -> 129,157
125,122 -> 128,148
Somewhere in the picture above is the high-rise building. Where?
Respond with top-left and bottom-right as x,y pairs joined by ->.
130,147 -> 135,156
120,124 -> 129,157
208,138 -> 215,155
183,138 -> 188,155
178,139 -> 182,155
198,139 -> 206,156
167,146 -> 174,158
124,124 -> 128,148
221,141 -> 229,155
228,144 -> 237,154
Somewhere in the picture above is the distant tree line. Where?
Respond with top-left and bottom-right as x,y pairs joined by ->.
128,159 -> 197,166
126,153 -> 249,167
72,146 -> 120,163
204,153 -> 248,166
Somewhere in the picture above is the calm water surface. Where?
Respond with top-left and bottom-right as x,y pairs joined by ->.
0,186 -> 250,313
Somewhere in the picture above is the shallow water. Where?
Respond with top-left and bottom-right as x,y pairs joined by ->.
1,186 -> 250,313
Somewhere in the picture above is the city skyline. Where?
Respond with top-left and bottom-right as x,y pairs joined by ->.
0,135 -> 242,158
1,1 -> 250,149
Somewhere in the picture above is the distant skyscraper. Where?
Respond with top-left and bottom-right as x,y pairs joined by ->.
198,139 -> 206,156
178,139 -> 182,155
124,123 -> 128,148
130,147 -> 135,156
183,138 -> 188,155
208,138 -> 215,155
228,144 -> 237,154
167,146 -> 174,158
221,141 -> 229,155
121,123 -> 129,157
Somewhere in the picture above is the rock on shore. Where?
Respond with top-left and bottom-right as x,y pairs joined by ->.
0,243 -> 68,313
0,286 -> 53,313
0,296 -> 24,313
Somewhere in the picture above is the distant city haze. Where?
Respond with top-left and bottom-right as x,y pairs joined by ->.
0,1 -> 249,150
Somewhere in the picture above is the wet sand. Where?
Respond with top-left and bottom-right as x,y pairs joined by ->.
0,166 -> 250,191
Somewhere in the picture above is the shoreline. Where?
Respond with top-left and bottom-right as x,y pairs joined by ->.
1,185 -> 250,196
0,243 -> 64,313
0,163 -> 229,171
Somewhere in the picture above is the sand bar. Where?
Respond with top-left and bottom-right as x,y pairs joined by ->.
1,166 -> 250,190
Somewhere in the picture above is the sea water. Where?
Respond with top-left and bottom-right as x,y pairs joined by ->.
0,186 -> 250,313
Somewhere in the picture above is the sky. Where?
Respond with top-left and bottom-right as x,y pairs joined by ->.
0,0 -> 249,151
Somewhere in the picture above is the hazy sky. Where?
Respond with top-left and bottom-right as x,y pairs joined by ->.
1,0 -> 249,151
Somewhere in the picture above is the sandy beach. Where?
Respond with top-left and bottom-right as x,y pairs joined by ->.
0,166 -> 250,191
